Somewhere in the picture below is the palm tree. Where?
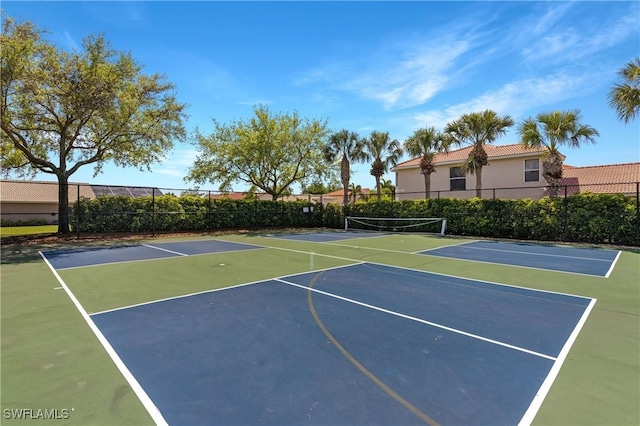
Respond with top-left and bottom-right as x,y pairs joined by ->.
349,182 -> 362,203
444,110 -> 514,198
379,178 -> 395,199
323,129 -> 366,208
608,57 -> 640,123
362,131 -> 404,200
518,109 -> 599,197
404,127 -> 452,199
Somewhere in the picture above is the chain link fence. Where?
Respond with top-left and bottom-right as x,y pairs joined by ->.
1,180 -> 638,246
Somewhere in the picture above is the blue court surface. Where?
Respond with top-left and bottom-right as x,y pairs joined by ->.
42,239 -> 264,269
419,240 -> 620,277
268,231 -> 386,243
90,263 -> 593,425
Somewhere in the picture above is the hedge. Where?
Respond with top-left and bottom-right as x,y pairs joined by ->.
71,195 -> 324,233
70,193 -> 639,246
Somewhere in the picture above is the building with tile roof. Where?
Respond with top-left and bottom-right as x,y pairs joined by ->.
0,180 -> 163,224
392,143 -> 639,200
323,187 -> 373,204
559,163 -> 639,196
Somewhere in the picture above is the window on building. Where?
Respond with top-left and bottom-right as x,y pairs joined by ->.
524,159 -> 540,182
450,167 -> 466,191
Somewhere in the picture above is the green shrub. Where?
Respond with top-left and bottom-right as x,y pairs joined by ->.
0,218 -> 49,227
69,193 -> 638,246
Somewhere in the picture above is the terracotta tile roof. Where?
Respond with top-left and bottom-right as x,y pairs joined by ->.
0,180 -> 95,203
393,143 -> 547,169
324,188 -> 372,197
208,192 -> 253,200
559,163 -> 640,195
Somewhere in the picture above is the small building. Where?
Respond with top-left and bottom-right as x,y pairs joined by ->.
558,163 -> 640,197
392,143 -> 639,200
323,187 -> 373,204
0,180 -> 163,224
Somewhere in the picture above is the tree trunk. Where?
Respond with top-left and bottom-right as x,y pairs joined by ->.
543,152 -> 563,197
370,158 -> 385,201
475,166 -> 483,198
57,175 -> 71,234
423,173 -> 431,199
341,155 -> 350,208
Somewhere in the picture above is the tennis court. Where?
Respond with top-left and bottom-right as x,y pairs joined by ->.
418,240 -> 621,277
2,231 -> 638,426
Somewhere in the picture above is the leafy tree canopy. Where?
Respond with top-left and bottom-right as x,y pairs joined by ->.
302,178 -> 341,195
0,15 -> 187,232
186,105 -> 333,200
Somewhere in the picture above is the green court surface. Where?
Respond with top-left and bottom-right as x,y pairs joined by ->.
1,231 -> 638,425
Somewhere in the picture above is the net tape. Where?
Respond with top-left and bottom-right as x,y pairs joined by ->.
345,216 -> 446,236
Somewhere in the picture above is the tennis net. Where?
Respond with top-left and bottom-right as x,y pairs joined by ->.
344,216 -> 447,236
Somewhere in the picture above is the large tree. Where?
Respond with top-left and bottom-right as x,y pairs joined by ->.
404,126 -> 452,199
608,57 -> 640,123
518,109 -> 599,197
1,17 -> 186,233
444,110 -> 514,198
323,129 -> 366,208
186,105 -> 331,200
362,131 -> 403,200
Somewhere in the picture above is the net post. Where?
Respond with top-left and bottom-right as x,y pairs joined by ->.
440,219 -> 447,237
344,216 -> 348,231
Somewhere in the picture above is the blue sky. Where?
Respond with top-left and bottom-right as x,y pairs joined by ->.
4,1 -> 639,193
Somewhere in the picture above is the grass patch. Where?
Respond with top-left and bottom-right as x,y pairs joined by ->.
0,225 -> 58,238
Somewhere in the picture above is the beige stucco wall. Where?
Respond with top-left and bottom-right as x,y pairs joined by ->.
1,203 -> 60,224
395,156 -> 546,200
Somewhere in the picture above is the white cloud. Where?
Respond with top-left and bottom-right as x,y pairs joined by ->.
62,31 -> 80,51
351,41 -> 470,110
300,37 -> 474,111
411,69 -> 604,131
236,99 -> 272,106
154,148 -> 198,179
530,1 -> 576,35
521,3 -> 639,64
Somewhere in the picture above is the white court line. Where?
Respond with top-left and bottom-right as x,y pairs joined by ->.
142,244 -> 188,256
519,298 -> 597,425
275,277 -> 557,361
320,241 -> 412,255
412,240 -> 478,254
452,243 -> 615,262
265,233 -> 388,243
605,251 -> 622,278
39,252 -> 168,426
55,246 -> 266,270
418,251 -> 609,279
90,262 -> 364,316
266,246 -> 594,302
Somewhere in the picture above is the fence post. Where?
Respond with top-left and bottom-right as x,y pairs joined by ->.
76,184 -> 80,240
207,191 -> 212,233
152,188 -> 156,237
562,185 -> 568,241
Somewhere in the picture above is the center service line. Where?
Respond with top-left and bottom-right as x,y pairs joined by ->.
275,278 -> 557,361
142,244 -> 189,256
